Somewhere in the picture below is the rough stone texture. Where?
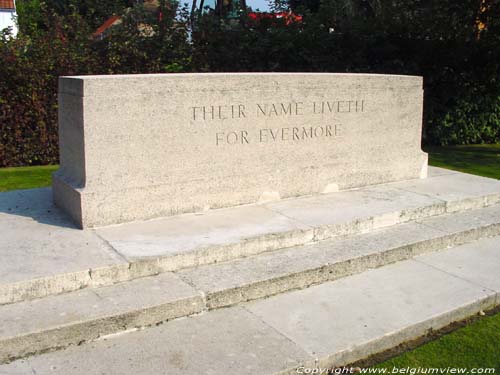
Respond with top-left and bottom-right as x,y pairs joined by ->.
53,73 -> 428,228
1,207 -> 498,363
1,307 -> 312,375
263,184 -> 446,240
178,221 -> 445,309
1,237 -> 498,374
389,172 -> 500,212
246,258 -> 497,369
177,205 -> 500,309
416,204 -> 500,240
95,175 -> 450,262
2,168 -> 499,305
0,273 -> 203,364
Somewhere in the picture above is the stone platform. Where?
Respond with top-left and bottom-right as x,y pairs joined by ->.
0,167 -> 499,373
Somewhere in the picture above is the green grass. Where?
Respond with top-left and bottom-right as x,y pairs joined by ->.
425,144 -> 500,180
0,165 -> 59,192
374,313 -> 500,369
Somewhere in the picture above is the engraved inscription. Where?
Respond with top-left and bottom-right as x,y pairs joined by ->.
215,124 -> 341,146
256,102 -> 304,117
259,124 -> 340,142
189,99 -> 364,146
192,104 -> 247,121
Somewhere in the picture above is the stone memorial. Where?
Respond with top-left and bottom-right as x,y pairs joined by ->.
53,73 -> 428,228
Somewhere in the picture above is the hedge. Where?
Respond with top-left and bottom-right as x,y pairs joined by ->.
1,0 -> 499,167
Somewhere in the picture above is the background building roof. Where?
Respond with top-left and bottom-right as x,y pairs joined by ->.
0,0 -> 15,10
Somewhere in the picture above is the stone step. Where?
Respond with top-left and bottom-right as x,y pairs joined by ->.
0,273 -> 204,364
1,205 -> 499,364
177,204 -> 500,309
2,168 -> 500,305
2,235 -> 499,374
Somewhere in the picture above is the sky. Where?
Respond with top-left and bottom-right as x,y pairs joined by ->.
245,0 -> 271,11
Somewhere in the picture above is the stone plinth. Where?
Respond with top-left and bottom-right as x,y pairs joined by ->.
53,73 -> 428,228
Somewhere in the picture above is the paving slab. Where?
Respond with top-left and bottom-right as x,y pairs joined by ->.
263,184 -> 445,232
0,307 -> 312,375
390,172 -> 500,211
95,179 -> 449,263
426,166 -> 459,177
417,236 -> 500,292
246,258 -> 497,368
95,204 -> 312,260
0,188 -> 127,304
177,205 -> 500,308
0,189 -> 126,283
1,237 -> 498,374
0,273 -> 203,363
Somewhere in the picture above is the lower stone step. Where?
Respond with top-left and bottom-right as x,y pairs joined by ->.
2,235 -> 499,374
1,205 -> 499,364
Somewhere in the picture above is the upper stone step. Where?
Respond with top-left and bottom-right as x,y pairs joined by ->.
1,168 -> 499,305
1,204 -> 499,364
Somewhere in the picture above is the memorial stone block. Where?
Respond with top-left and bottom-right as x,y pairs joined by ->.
53,73 -> 428,228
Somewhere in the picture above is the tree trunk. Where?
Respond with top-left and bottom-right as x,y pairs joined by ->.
240,0 -> 247,25
190,0 -> 197,27
216,0 -> 223,16
198,0 -> 205,16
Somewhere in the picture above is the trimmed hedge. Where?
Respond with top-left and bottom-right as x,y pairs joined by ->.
1,0 -> 499,167
1,10 -> 97,167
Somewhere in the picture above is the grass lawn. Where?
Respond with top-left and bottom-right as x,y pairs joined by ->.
373,312 -> 500,370
0,165 -> 59,192
425,144 -> 500,180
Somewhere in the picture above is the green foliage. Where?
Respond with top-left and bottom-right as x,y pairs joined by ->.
15,0 -> 43,35
428,95 -> 500,145
93,3 -> 191,74
0,8 -> 97,167
35,0 -> 133,29
1,0 -> 499,167
0,2 -> 192,167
